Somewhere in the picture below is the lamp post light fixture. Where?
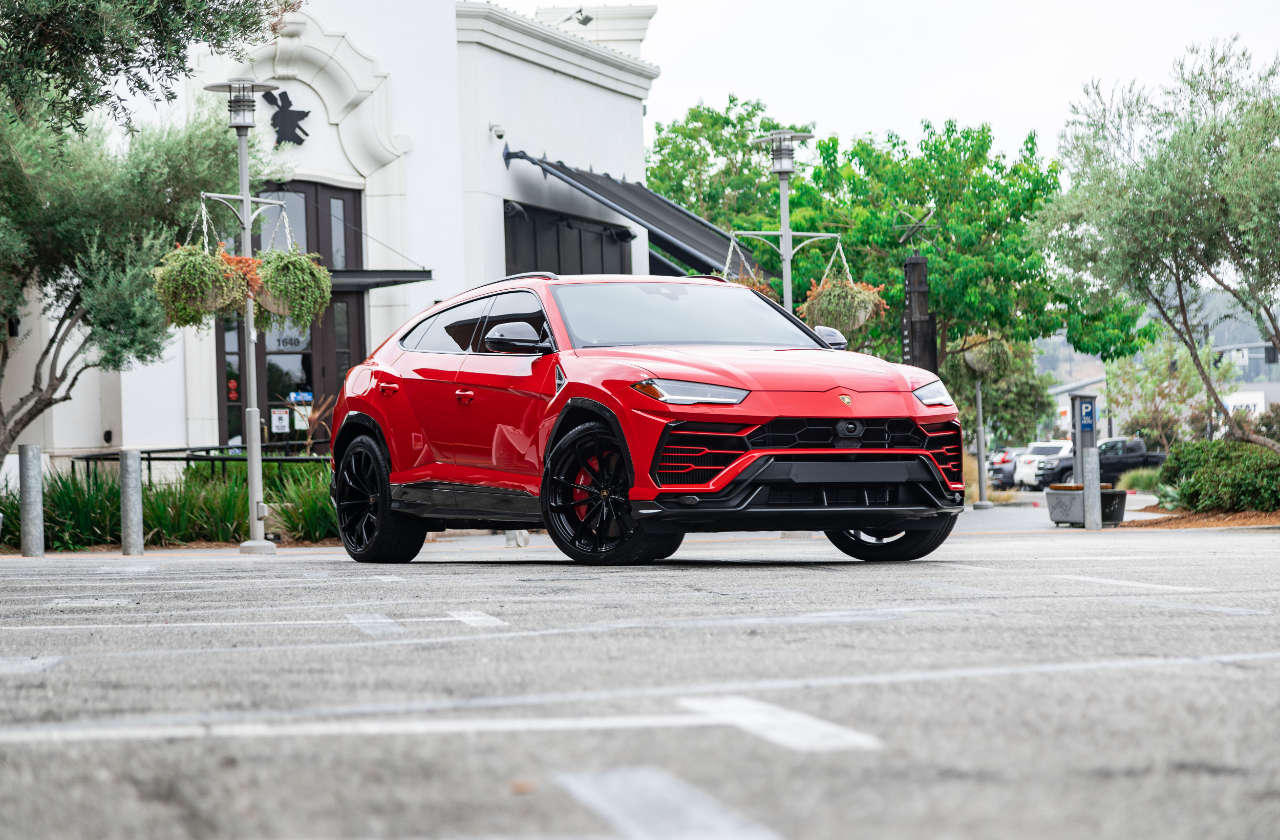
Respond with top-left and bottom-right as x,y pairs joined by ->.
731,130 -> 835,313
202,77 -> 281,555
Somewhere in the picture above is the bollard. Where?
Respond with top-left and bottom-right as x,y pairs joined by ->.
1082,447 -> 1102,531
120,450 -> 143,556
504,529 -> 530,548
19,444 -> 43,557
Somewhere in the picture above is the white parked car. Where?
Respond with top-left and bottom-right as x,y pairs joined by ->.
1013,441 -> 1073,489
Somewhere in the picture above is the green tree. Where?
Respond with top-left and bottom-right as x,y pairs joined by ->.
1104,331 -> 1237,451
0,99 -> 276,456
1037,39 -> 1280,454
0,0 -> 298,131
940,341 -> 1056,449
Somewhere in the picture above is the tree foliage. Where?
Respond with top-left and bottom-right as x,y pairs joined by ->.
940,342 -> 1056,449
1037,39 -> 1280,454
0,98 -> 273,456
0,0 -> 298,132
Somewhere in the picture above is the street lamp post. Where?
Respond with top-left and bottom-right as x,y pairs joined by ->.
733,130 -> 835,311
203,77 -> 280,555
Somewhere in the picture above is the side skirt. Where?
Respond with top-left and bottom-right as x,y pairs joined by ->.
390,481 -> 543,528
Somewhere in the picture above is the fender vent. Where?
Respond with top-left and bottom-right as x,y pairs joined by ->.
653,429 -> 749,486
921,421 -> 963,486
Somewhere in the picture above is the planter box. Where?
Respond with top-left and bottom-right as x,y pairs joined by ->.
1045,488 -> 1127,527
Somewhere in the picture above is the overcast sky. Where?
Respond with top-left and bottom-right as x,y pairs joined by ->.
506,0 -> 1280,162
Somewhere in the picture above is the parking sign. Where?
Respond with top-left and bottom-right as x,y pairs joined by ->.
1080,400 -> 1094,432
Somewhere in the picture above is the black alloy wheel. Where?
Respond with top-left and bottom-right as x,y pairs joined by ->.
541,422 -> 675,564
335,435 -> 428,563
825,515 -> 957,562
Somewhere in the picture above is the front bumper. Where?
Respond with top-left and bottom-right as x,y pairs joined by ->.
630,454 -> 963,533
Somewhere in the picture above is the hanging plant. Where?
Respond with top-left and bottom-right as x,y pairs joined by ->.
152,244 -> 242,328
254,246 -> 332,331
727,265 -> 780,302
962,338 -> 1012,378
803,278 -> 886,339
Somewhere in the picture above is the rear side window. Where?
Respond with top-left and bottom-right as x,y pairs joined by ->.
1125,441 -> 1144,454
412,297 -> 492,353
399,315 -> 435,350
475,291 -> 551,354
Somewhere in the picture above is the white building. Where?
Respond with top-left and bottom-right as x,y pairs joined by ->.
5,1 -> 682,467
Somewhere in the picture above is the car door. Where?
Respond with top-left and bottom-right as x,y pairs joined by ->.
452,290 -> 558,479
1097,440 -> 1124,484
393,296 -> 494,476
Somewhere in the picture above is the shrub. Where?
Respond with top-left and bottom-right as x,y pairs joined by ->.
1117,467 -> 1161,492
271,468 -> 337,542
1159,440 -> 1280,512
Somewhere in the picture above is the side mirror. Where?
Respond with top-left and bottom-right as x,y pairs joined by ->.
484,322 -> 553,354
814,326 -> 848,350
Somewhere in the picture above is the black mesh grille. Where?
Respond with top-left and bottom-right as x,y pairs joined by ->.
921,421 -> 963,486
653,430 -> 749,486
746,418 -> 925,450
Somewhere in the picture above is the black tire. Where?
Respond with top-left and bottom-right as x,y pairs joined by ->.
651,532 -> 685,560
541,422 -> 671,564
335,435 -> 428,563
824,515 -> 957,562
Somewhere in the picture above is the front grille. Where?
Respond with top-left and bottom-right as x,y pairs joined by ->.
921,421 -> 963,486
653,429 -> 749,486
746,417 -> 925,450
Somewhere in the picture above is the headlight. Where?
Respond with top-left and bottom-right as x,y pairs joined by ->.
912,379 -> 954,407
632,378 -> 749,405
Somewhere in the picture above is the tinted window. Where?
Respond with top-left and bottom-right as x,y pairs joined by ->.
1027,444 -> 1066,456
414,298 -> 492,353
1098,441 -> 1123,456
399,315 -> 435,350
551,282 -> 820,349
1125,441 -> 1144,454
476,291 -> 551,354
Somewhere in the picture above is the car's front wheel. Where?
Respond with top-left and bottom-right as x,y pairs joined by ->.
825,516 -> 957,562
335,435 -> 428,563
542,422 -> 673,564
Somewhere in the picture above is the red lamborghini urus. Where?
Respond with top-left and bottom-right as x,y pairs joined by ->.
330,274 -> 964,564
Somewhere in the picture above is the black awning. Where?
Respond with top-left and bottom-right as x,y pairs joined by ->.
504,148 -> 759,276
329,269 -> 433,293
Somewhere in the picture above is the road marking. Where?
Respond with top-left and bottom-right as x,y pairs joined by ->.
676,696 -> 881,752
1050,575 -> 1211,592
45,598 -> 134,608
345,614 -> 407,636
449,610 -> 509,627
0,617 -> 463,631
0,657 -> 61,675
908,579 -> 1003,595
371,575 -> 405,581
555,767 -> 783,840
1117,598 -> 1270,616
935,564 -> 1019,573
96,563 -> 152,575
303,572 -> 330,579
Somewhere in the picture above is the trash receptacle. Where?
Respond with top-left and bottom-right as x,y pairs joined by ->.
1046,484 -> 1126,527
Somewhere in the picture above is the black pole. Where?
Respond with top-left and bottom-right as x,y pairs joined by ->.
902,255 -> 937,373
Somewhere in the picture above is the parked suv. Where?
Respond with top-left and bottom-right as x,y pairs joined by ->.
1013,441 -> 1072,489
329,274 -> 965,564
1035,437 -> 1167,487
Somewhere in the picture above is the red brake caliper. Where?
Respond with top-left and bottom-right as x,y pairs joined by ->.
571,456 -> 601,521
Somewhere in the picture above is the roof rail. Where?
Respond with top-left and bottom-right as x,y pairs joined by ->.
687,274 -> 728,282
476,271 -> 560,288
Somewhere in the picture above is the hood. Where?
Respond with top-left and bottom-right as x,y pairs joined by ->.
578,346 -> 916,392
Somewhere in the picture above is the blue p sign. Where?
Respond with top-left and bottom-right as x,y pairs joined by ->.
1080,400 -> 1094,432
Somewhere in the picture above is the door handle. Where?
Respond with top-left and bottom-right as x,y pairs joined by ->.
378,382 -> 399,395
455,389 -> 475,404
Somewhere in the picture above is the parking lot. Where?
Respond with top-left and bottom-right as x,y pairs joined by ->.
1,504 -> 1278,840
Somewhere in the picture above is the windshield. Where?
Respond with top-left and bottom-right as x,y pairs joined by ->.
1027,444 -> 1066,456
551,282 -> 822,349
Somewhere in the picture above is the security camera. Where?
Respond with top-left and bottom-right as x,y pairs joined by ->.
555,6 -> 593,26
490,124 -> 505,140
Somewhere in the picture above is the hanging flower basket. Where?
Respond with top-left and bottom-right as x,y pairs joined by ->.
152,244 -> 243,328
254,247 -> 332,332
803,278 -> 886,339
963,339 -> 1012,377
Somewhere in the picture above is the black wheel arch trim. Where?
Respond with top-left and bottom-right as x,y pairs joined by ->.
333,411 -> 390,468
547,397 -> 636,485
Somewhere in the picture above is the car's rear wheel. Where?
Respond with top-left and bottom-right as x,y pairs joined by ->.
825,515 -> 957,562
542,422 -> 672,564
336,435 -> 428,563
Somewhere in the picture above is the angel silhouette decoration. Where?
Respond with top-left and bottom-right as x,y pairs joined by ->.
262,91 -> 310,146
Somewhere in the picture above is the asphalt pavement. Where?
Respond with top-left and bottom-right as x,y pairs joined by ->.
1,502 -> 1278,840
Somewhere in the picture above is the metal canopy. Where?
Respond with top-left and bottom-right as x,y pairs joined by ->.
329,269 -> 433,293
504,147 -> 761,277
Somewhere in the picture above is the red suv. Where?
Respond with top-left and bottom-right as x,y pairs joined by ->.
330,274 -> 963,564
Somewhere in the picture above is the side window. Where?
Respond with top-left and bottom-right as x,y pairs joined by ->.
1125,441 -> 1144,455
399,315 -> 436,351
414,297 -> 492,353
1099,441 -> 1122,456
476,291 -> 551,354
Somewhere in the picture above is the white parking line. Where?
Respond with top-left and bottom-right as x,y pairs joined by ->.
0,657 -> 61,675
372,575 -> 405,581
1050,575 -> 1211,592
448,611 -> 509,627
677,696 -> 881,751
0,617 -> 463,631
555,767 -> 783,840
96,563 -> 152,575
303,572 -> 330,579
345,614 -> 408,636
1117,598 -> 1269,616
45,598 -> 134,608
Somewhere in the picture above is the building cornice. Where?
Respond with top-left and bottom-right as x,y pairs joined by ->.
455,2 -> 660,100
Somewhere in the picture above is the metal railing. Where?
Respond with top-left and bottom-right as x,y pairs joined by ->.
72,441 -> 331,485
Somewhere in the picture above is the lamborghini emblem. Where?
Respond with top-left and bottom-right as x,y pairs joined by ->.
839,395 -> 852,406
